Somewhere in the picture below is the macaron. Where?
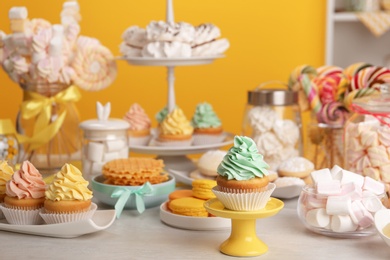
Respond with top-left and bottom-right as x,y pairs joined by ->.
168,189 -> 193,201
197,150 -> 227,177
168,197 -> 208,217
192,179 -> 217,200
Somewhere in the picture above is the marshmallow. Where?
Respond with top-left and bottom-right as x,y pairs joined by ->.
367,145 -> 389,167
362,176 -> 385,195
105,139 -> 126,152
326,195 -> 352,215
306,208 -> 330,228
52,24 -> 64,38
340,182 -> 362,200
362,167 -> 380,181
362,195 -> 384,213
8,7 -> 28,20
360,130 -> 379,148
49,37 -> 63,57
349,200 -> 374,228
119,147 -> 129,158
339,169 -> 364,188
91,161 -> 104,176
330,165 -> 343,179
379,164 -> 390,182
87,142 -> 104,162
82,159 -> 92,178
316,180 -> 341,196
331,215 -> 358,233
310,168 -> 332,184
10,20 -> 29,33
103,151 -> 119,162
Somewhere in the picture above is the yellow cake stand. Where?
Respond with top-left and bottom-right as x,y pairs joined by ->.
204,198 -> 284,257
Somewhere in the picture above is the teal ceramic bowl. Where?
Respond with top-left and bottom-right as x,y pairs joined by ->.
91,175 -> 175,210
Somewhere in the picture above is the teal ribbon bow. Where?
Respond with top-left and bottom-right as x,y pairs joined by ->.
111,182 -> 154,218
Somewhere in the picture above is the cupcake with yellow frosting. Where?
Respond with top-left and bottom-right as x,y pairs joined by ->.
123,103 -> 152,146
0,161 -> 14,219
212,136 -> 276,211
1,160 -> 46,225
155,107 -> 194,146
40,163 -> 95,224
191,102 -> 225,145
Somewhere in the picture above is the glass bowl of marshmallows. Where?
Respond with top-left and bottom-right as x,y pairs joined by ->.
297,165 -> 387,238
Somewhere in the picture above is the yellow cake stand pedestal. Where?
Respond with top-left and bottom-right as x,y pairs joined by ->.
204,198 -> 284,257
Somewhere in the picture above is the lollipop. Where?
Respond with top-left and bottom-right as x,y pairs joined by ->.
316,101 -> 349,126
288,65 -> 317,112
71,37 -> 117,91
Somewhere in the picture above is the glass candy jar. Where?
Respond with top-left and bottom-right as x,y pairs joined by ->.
16,82 -> 82,176
79,102 -> 130,181
0,119 -> 19,166
242,82 -> 303,171
344,85 -> 390,191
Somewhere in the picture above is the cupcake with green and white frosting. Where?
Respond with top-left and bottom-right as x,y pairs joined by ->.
212,136 -> 276,211
191,102 -> 225,145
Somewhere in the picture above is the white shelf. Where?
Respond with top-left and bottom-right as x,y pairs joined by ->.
326,0 -> 390,67
333,12 -> 359,22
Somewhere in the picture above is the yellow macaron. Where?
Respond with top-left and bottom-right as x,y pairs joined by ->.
192,179 -> 217,200
168,197 -> 208,217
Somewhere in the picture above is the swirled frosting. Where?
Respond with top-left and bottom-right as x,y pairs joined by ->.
6,160 -> 46,199
191,102 -> 221,128
45,163 -> 92,201
316,101 -> 349,125
123,103 -> 151,131
217,136 -> 269,180
160,108 -> 193,136
0,161 -> 13,195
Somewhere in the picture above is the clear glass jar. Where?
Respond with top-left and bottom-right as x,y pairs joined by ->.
79,103 -> 130,181
307,121 -> 344,170
16,82 -> 81,176
0,119 -> 19,166
242,82 -> 302,171
344,85 -> 390,190
345,0 -> 380,11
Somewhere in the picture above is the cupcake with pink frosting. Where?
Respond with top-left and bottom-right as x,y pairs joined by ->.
123,103 -> 152,146
0,160 -> 46,225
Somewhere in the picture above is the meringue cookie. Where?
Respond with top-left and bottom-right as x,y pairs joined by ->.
254,132 -> 283,157
192,23 -> 221,46
192,38 -> 229,57
273,119 -> 299,146
248,106 -> 278,134
122,26 -> 147,48
120,42 -> 142,57
141,41 -> 191,58
146,21 -> 195,43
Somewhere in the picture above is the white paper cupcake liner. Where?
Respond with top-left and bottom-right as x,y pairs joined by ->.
0,203 -> 44,225
212,183 -> 276,211
39,203 -> 97,224
154,137 -> 193,147
129,135 -> 152,146
192,133 -> 227,146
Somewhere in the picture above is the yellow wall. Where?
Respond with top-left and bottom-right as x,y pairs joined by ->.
0,0 -> 326,135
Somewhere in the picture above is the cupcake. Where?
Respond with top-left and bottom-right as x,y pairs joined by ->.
191,102 -> 225,145
1,160 -> 46,225
212,136 -> 276,211
155,107 -> 194,146
123,103 -> 152,146
0,161 -> 14,218
40,163 -> 95,224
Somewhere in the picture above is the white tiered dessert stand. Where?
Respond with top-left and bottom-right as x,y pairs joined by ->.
122,0 -> 234,180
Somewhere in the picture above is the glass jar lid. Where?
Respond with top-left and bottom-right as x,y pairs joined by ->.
79,102 -> 129,131
247,88 -> 298,106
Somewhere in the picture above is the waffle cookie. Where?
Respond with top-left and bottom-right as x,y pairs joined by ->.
102,158 -> 168,186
